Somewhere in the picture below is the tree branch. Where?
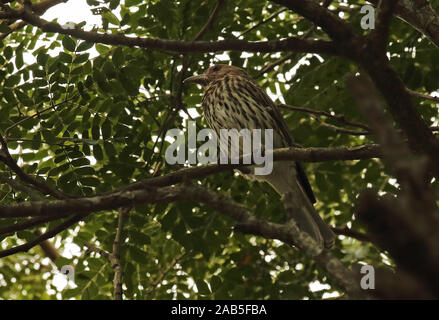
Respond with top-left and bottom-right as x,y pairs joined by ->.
358,51 -> 439,173
0,6 -> 344,56
0,213 -> 85,258
369,0 -> 399,51
0,177 -> 366,297
407,88 -> 439,104
109,144 -> 381,196
144,251 -> 186,298
0,134 -> 71,199
0,173 -> 65,261
84,242 -> 111,259
112,207 -> 129,300
349,75 -> 439,297
259,0 -> 333,76
269,0 -> 358,42
368,0 -> 439,48
0,0 -> 68,39
192,0 -> 225,41
0,214 -> 65,235
331,226 -> 375,243
279,104 -> 371,131
280,102 -> 439,136
267,0 -> 439,170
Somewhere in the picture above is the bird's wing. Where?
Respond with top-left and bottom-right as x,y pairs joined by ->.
245,77 -> 317,204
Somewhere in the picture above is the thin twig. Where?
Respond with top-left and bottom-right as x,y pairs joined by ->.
259,0 -> 333,76
278,104 -> 371,131
84,241 -> 111,260
0,173 -> 63,261
238,8 -> 288,38
149,1 -> 226,175
4,94 -> 79,137
192,0 -> 225,41
144,251 -> 186,298
332,226 -> 375,243
0,213 -> 86,258
112,207 -> 129,300
83,207 -> 130,300
0,134 -> 71,199
407,88 -> 439,104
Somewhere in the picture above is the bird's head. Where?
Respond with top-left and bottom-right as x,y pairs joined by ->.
183,64 -> 248,86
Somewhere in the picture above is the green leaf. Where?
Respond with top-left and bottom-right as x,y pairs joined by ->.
0,22 -> 11,33
128,246 -> 148,264
80,176 -> 101,187
210,276 -> 222,292
73,53 -> 90,64
129,230 -> 151,246
103,141 -> 117,158
109,0 -> 120,10
101,119 -> 112,139
77,41 -> 94,52
15,50 -> 24,69
112,47 -> 124,68
93,144 -> 104,161
71,158 -> 90,167
59,52 -> 73,63
37,52 -> 49,66
103,11 -> 120,26
195,279 -> 211,295
4,46 -> 13,60
3,88 -> 17,103
74,166 -> 95,175
62,36 -> 77,52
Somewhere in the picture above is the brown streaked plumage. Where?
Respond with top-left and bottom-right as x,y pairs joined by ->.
184,64 -> 335,249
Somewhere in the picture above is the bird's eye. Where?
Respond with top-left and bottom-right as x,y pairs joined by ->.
212,66 -> 220,72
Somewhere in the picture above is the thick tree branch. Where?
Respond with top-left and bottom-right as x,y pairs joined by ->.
0,0 -> 67,39
0,6 -> 343,56
110,144 -> 381,196
0,172 -> 64,261
269,0 -> 358,43
368,0 -> 439,48
369,0 -> 399,51
348,74 -> 436,183
349,75 -> 439,297
268,0 -> 439,170
0,177 -> 365,297
356,191 -> 439,298
358,53 -> 439,173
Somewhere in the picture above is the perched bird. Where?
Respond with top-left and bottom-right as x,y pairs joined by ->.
183,64 -> 335,249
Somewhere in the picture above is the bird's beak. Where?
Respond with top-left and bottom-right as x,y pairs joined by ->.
183,74 -> 209,86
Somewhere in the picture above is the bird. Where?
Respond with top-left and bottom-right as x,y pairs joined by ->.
183,64 -> 335,249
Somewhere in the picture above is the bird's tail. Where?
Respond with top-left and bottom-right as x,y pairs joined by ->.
293,184 -> 335,249
263,164 -> 335,249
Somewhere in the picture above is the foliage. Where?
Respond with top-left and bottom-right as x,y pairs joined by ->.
0,0 -> 438,299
